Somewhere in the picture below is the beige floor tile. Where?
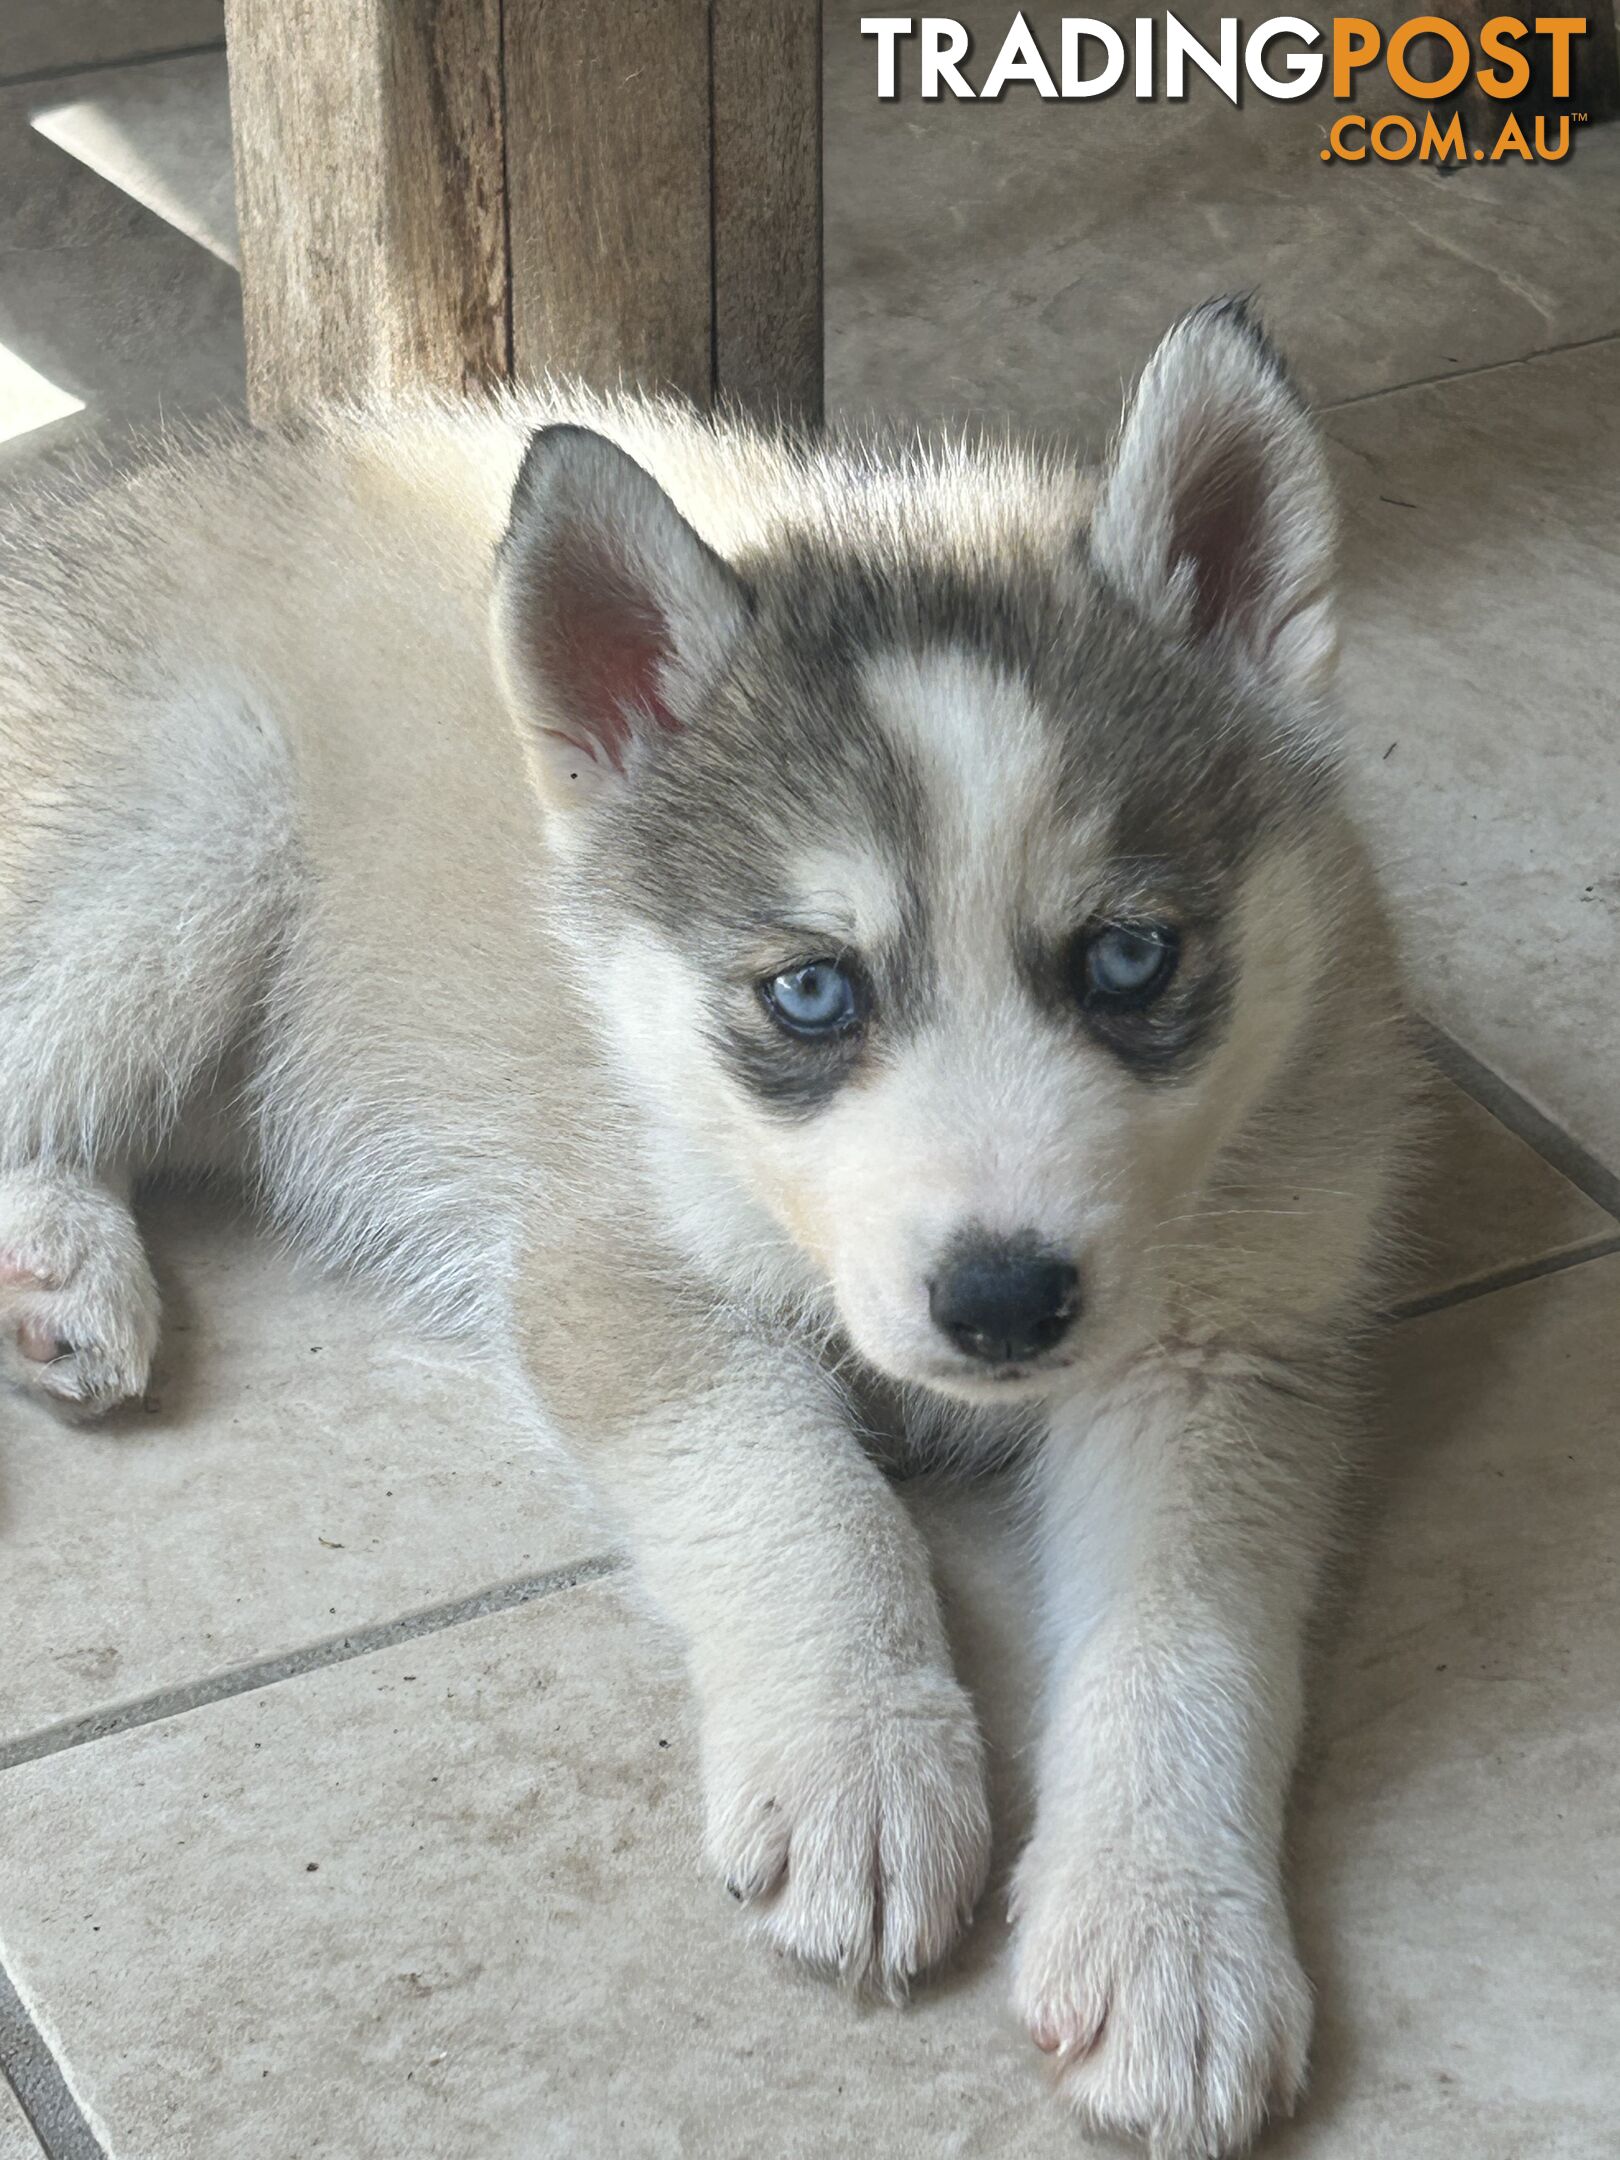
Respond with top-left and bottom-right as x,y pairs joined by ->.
0,1186 -> 607,1749
0,70 -> 241,482
1328,342 -> 1620,1180
0,1571 -> 1066,2160
29,49 -> 236,264
0,1 -> 221,83
1281,1254 -> 1620,2158
0,2080 -> 42,2160
1,1257 -> 1614,2157
1407,1082 -> 1616,1304
823,2 -> 1620,442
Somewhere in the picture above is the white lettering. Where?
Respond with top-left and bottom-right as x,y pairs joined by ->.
1061,17 -> 1127,96
982,10 -> 1059,97
1245,16 -> 1323,98
1165,11 -> 1240,100
861,16 -> 914,100
920,16 -> 975,98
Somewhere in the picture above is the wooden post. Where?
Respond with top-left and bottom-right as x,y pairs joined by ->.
226,0 -> 823,426
711,0 -> 823,421
502,0 -> 715,405
226,0 -> 509,417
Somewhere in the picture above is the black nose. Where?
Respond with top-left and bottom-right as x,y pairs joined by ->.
929,1239 -> 1080,1365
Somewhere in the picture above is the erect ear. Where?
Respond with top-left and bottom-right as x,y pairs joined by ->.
1088,298 -> 1337,699
492,424 -> 751,812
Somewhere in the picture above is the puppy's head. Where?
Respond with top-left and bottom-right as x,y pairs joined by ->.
492,302 -> 1345,1402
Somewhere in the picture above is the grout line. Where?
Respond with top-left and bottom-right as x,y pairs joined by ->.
0,1553 -> 624,1777
0,1963 -> 105,2160
1419,1020 -> 1620,1221
1389,1233 -> 1620,1324
1319,326 -> 1620,414
0,39 -> 226,92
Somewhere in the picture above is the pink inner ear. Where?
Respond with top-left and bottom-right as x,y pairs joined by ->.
1173,429 -> 1271,652
537,555 -> 679,774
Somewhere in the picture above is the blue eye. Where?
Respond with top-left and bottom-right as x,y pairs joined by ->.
1080,924 -> 1180,1010
762,960 -> 861,1037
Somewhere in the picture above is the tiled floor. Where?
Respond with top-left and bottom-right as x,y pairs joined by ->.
0,2074 -> 40,2160
0,45 -> 240,484
0,4 -> 1616,2156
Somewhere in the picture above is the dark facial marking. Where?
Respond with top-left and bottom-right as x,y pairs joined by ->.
714,1000 -> 867,1119
1017,899 -> 1232,1081
710,921 -> 929,1121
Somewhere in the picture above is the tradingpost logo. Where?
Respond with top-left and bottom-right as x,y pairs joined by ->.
862,14 -> 1592,164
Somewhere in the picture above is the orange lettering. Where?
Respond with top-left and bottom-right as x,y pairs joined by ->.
1534,17 -> 1584,99
1491,111 -> 1534,156
1330,113 -> 1369,157
1387,15 -> 1471,97
1420,110 -> 1468,158
1478,16 -> 1532,97
1332,17 -> 1381,97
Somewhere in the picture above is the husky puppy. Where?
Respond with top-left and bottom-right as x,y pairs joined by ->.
0,301 -> 1414,2155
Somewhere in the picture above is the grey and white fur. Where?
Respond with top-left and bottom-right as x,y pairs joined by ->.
0,302 -> 1418,2156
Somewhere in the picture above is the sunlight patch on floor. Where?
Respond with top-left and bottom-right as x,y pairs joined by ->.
0,340 -> 84,445
31,96 -> 239,266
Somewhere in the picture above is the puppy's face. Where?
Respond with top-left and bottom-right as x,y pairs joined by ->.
494,304 -> 1341,1402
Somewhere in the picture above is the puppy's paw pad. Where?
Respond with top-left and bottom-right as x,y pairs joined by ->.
0,1229 -> 159,1415
705,1674 -> 992,1995
1013,1857 -> 1310,2158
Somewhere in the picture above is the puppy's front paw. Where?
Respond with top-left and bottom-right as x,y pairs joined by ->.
1012,1844 -> 1310,2157
703,1669 -> 991,1995
0,1207 -> 159,1416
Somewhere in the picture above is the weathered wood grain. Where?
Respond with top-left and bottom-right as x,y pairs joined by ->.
226,0 -> 507,420
228,0 -> 824,423
504,0 -> 714,404
712,0 -> 823,421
